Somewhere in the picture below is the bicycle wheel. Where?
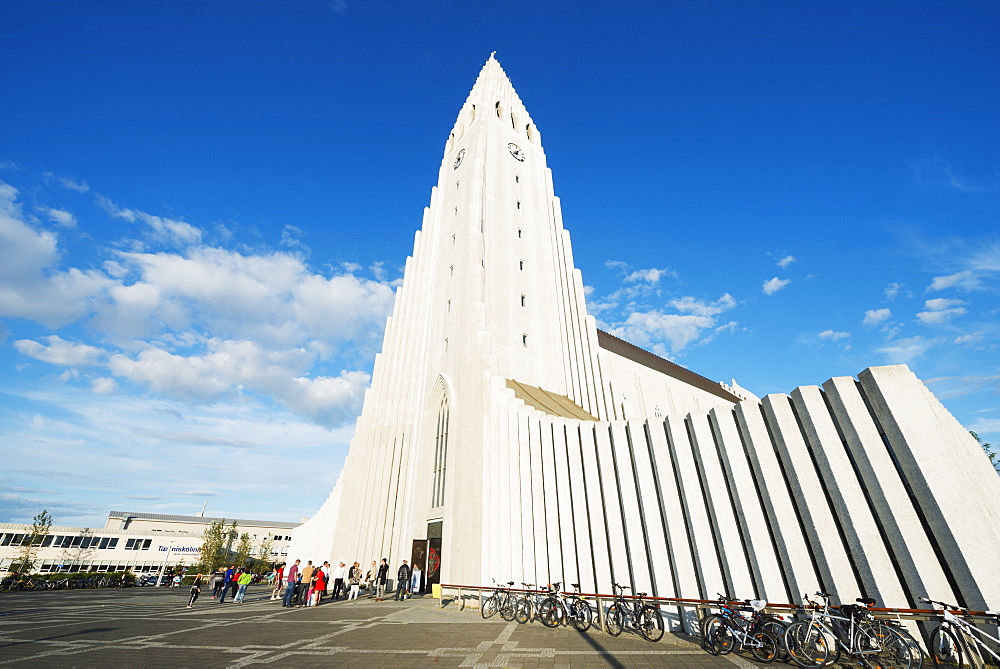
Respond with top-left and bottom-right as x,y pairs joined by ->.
862,622 -> 918,669
930,626 -> 964,668
605,604 -> 624,637
750,631 -> 779,663
481,595 -> 499,619
569,599 -> 593,631
760,618 -> 790,662
702,615 -> 729,655
639,605 -> 665,642
500,594 -> 518,622
538,597 -> 561,628
514,598 -> 532,624
785,621 -> 834,668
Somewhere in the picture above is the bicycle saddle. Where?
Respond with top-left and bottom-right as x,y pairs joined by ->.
507,581 -> 514,586
856,597 -> 876,606
637,592 -> 647,597
571,583 -> 580,589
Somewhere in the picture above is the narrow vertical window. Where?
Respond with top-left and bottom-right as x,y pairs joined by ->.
449,265 -> 454,277
518,228 -> 522,238
454,206 -> 458,216
519,260 -> 524,270
520,294 -> 526,307
447,300 -> 451,313
451,234 -> 456,245
522,334 -> 528,347
432,391 -> 450,507
516,200 -> 521,209
515,175 -> 519,183
456,181 -> 460,190
444,338 -> 448,352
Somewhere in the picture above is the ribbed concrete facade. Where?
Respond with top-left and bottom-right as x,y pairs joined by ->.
289,56 -> 1000,620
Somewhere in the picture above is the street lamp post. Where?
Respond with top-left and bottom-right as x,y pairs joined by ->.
156,541 -> 176,586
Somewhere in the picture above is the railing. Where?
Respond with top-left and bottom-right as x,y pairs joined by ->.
436,583 -> 998,635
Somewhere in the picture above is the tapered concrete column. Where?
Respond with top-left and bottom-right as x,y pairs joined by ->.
859,366 -> 1000,610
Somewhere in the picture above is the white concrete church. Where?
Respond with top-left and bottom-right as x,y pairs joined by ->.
290,55 -> 1000,617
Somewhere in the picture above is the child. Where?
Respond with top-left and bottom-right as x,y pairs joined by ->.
187,578 -> 201,608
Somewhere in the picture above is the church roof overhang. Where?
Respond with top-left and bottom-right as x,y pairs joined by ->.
596,330 -> 742,403
505,379 -> 600,421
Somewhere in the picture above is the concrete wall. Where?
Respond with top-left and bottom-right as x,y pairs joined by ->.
482,364 -> 1000,628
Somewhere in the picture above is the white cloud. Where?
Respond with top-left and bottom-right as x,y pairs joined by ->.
96,194 -> 201,246
609,293 -> 737,353
884,282 -> 904,299
777,255 -> 796,269
58,176 -> 89,192
762,277 -> 791,295
863,308 -> 892,326
818,330 -> 850,341
876,336 -> 934,364
929,270 -> 980,292
916,308 -> 966,324
954,332 -> 983,345
670,293 -> 736,317
924,298 -> 965,310
14,336 -> 105,366
91,377 -> 118,394
35,206 -> 77,228
625,267 -> 674,283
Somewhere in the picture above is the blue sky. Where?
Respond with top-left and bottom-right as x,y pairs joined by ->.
2,1 -> 997,527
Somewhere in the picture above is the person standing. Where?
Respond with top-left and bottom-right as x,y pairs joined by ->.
394,560 -> 411,601
365,561 -> 378,598
411,563 -> 423,597
211,570 -> 225,599
218,565 -> 235,604
187,577 -> 201,608
321,561 -> 333,601
229,568 -> 241,601
270,563 -> 285,600
282,559 -> 300,607
234,570 -> 252,602
331,562 -> 347,599
347,562 -> 362,600
310,566 -> 326,606
375,558 -> 389,601
299,561 -> 315,607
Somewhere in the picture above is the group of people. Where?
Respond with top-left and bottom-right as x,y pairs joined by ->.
271,558 -> 427,606
180,558 -> 430,609
207,565 -> 254,604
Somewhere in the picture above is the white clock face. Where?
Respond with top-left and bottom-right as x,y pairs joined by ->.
453,149 -> 465,169
508,143 -> 524,162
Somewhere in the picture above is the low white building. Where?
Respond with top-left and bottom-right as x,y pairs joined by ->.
0,510 -> 299,574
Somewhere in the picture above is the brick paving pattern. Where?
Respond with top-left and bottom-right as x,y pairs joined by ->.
0,587 -> 764,667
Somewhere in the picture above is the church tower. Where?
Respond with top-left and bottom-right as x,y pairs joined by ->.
290,54 -> 613,584
290,56 -> 1000,616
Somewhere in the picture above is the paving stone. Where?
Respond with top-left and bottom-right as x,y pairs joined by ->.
0,587 -> 766,667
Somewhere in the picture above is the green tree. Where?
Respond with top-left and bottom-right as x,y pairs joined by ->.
255,536 -> 276,574
971,431 -> 999,474
233,532 -> 254,570
12,510 -> 53,574
198,519 -> 239,573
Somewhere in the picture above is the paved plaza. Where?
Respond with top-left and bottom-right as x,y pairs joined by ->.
0,586 -> 764,667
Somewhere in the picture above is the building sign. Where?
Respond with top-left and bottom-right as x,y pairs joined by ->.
157,546 -> 200,553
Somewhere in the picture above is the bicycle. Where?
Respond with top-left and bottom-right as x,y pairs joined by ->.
604,582 -> 665,642
701,595 -> 780,663
536,582 -> 593,631
481,579 -> 517,621
921,597 -> 1000,668
784,592 -> 917,668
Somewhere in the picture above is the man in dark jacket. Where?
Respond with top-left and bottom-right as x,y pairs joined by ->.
394,560 -> 411,601
375,558 -> 389,601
